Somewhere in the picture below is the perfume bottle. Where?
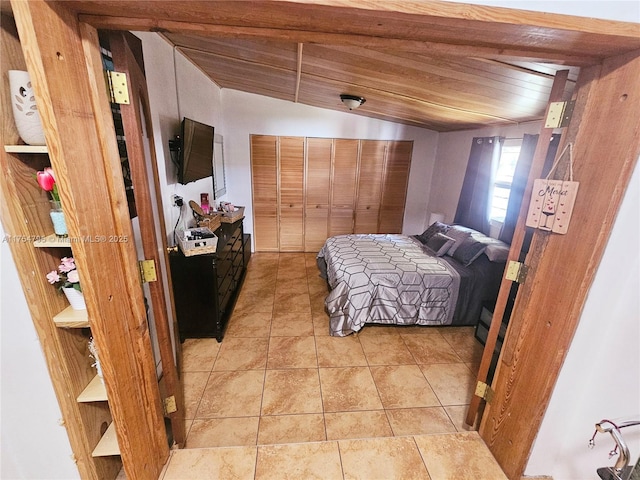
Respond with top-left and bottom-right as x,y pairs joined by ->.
200,193 -> 210,214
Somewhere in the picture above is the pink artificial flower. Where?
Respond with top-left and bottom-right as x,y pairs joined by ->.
66,270 -> 79,283
59,257 -> 75,273
46,270 -> 60,284
44,167 -> 56,182
36,169 -> 55,192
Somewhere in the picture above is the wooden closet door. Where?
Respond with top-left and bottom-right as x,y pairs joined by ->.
329,139 -> 359,236
355,140 -> 385,233
305,138 -> 332,251
379,141 -> 413,233
251,135 -> 279,251
279,137 -> 305,251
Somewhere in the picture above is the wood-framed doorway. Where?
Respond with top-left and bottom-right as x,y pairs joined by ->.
7,1 -> 640,479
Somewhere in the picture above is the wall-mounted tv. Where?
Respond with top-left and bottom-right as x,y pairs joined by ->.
178,117 -> 214,184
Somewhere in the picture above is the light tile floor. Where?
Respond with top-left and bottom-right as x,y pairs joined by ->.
161,252 -> 507,479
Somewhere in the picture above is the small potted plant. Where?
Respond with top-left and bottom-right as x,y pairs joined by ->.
46,257 -> 85,310
36,167 -> 67,237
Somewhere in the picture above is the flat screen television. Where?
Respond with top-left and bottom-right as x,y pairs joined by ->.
178,117 -> 214,184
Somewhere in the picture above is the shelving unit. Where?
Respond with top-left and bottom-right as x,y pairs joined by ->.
3,144 -> 48,153
91,423 -> 120,457
77,375 -> 108,403
52,306 -> 90,328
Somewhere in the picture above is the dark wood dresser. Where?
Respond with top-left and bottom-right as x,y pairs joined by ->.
169,218 -> 251,342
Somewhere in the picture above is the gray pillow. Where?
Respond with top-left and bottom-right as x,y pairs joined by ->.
426,233 -> 455,257
415,221 -> 450,245
485,242 -> 510,262
452,236 -> 487,266
444,226 -> 471,256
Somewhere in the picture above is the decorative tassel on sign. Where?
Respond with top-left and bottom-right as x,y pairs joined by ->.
525,143 -> 579,234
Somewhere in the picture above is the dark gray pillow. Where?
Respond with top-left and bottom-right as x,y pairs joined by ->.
415,221 -> 450,245
452,236 -> 487,266
444,226 -> 471,256
426,233 -> 455,257
485,242 -> 510,262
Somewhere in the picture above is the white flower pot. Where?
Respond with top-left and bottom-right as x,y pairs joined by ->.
62,287 -> 86,310
8,70 -> 46,146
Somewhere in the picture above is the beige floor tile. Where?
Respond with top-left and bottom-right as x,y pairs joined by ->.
359,334 -> 416,365
443,405 -> 478,432
226,311 -> 272,338
213,337 -> 269,371
273,292 -> 311,314
339,436 -> 431,480
319,367 -> 383,412
182,372 -> 210,419
440,327 -> 484,363
162,446 -> 257,480
402,333 -> 462,364
324,410 -> 393,440
313,313 -> 331,336
420,363 -> 476,406
186,417 -> 259,448
397,325 -> 445,335
196,370 -> 265,418
275,278 -> 310,296
414,432 -> 507,480
261,369 -> 323,415
257,413 -> 326,445
315,335 -> 367,367
270,311 -> 314,336
234,289 -> 275,315
267,336 -> 318,368
370,365 -> 440,409
181,338 -> 219,372
386,407 -> 457,436
357,324 -> 402,336
255,441 -> 343,480
309,290 -> 328,316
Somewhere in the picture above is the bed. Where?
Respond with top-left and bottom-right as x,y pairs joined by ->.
317,222 -> 509,336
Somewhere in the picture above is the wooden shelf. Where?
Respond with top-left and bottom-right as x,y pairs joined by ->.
53,305 -> 89,328
77,375 -> 107,403
92,422 -> 120,457
34,234 -> 71,248
4,144 -> 48,154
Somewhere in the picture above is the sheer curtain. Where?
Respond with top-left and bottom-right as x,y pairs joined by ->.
454,136 -> 503,235
499,134 -> 561,244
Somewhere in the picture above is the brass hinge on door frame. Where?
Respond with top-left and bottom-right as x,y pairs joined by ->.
545,100 -> 575,128
139,259 -> 157,283
505,260 -> 529,284
105,70 -> 130,105
475,381 -> 495,403
163,395 -> 177,415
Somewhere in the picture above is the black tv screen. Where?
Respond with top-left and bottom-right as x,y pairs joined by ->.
179,117 -> 214,184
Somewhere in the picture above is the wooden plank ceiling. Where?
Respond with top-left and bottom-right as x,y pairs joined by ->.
61,1 -> 640,131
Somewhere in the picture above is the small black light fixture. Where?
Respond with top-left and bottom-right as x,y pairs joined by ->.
340,94 -> 366,110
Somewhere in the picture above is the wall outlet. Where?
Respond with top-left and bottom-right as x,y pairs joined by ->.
171,194 -> 183,207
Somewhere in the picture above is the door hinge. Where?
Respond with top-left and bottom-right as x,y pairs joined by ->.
105,70 -> 130,105
139,259 -> 157,283
475,381 -> 495,403
505,260 -> 528,283
545,100 -> 575,128
163,395 -> 177,415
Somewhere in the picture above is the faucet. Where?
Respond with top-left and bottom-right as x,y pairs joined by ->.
592,419 -> 640,480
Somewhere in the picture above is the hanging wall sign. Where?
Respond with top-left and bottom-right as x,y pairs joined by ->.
526,143 -> 579,234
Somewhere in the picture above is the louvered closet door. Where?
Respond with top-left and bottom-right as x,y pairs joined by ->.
379,141 -> 413,233
279,137 -> 305,251
355,140 -> 385,233
305,138 -> 332,251
251,135 -> 279,251
329,139 -> 359,236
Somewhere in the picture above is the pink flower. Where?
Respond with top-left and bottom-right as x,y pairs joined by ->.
46,270 -> 60,284
36,169 -> 55,192
67,270 -> 79,283
59,257 -> 75,273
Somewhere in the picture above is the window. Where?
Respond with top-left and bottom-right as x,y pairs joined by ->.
490,140 -> 522,222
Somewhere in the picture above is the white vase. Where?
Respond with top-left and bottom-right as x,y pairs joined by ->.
62,287 -> 86,310
8,70 -> 46,146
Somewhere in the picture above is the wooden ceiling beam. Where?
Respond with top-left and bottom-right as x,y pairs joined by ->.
295,42 -> 303,103
78,15 -> 601,66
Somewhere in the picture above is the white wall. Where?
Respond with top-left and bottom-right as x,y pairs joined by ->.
0,225 -> 80,480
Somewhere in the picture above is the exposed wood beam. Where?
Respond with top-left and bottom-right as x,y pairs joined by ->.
78,15 -> 601,66
295,42 -> 303,103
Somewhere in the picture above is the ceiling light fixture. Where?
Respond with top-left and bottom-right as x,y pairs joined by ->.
340,94 -> 366,110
